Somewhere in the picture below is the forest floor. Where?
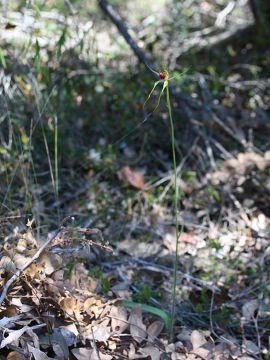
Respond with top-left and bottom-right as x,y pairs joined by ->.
0,0 -> 269,359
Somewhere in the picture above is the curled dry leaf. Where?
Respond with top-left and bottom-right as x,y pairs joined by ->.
129,305 -> 147,343
117,166 -> 145,190
110,305 -> 128,334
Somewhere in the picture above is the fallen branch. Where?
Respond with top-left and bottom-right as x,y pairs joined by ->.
0,217 -> 71,307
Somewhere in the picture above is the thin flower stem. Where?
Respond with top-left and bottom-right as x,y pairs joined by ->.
166,84 -> 182,340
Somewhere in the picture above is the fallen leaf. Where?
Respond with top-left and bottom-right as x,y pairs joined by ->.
141,346 -> 160,360
0,315 -> 22,327
92,323 -> 111,342
28,344 -> 50,360
40,251 -> 62,275
60,297 -> 76,317
147,321 -> 164,340
117,166 -> 144,189
60,328 -> 77,347
0,326 -> 29,349
118,238 -> 160,258
242,299 -> 258,321
190,330 -> 207,350
129,305 -> 146,343
72,348 -> 93,360
111,305 -> 128,334
243,340 -> 260,355
6,352 -> 27,360
72,348 -> 112,360
180,232 -> 196,245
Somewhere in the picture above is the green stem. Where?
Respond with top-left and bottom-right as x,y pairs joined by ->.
166,85 -> 181,340
54,116 -> 60,224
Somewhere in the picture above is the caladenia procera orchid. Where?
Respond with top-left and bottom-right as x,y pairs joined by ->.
144,65 -> 184,340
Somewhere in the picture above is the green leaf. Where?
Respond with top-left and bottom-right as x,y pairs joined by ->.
35,40 -> 40,76
57,29 -> 66,61
153,79 -> 167,112
123,300 -> 171,331
0,48 -> 6,69
143,80 -> 161,108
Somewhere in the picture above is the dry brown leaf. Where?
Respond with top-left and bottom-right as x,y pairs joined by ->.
0,315 -> 22,328
147,321 -> 164,340
28,344 -> 50,360
140,346 -> 160,360
129,305 -> 147,343
40,251 -> 62,275
61,323 -> 79,337
84,297 -> 102,312
0,326 -> 29,349
192,344 -> 211,359
13,254 -> 32,270
243,340 -> 260,355
70,263 -> 98,292
53,343 -> 66,359
190,330 -> 207,350
242,299 -> 258,322
111,305 -> 128,334
117,166 -> 145,189
111,281 -> 132,299
24,262 -> 46,281
6,352 -> 27,360
0,256 -> 16,280
0,307 -> 20,318
72,348 -> 112,360
74,298 -> 83,322
59,328 -> 77,347
72,348 -> 93,360
118,238 -> 160,258
23,228 -> 37,249
180,232 -> 196,245
60,297 -> 76,317
92,323 -> 111,342
16,238 -> 27,253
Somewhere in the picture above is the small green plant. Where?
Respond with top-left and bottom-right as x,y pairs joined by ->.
144,65 -> 184,339
132,283 -> 152,303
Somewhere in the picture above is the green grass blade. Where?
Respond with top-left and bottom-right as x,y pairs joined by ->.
153,80 -> 167,112
57,29 -> 66,61
35,40 -> 40,76
123,299 -> 171,331
143,80 -> 161,108
0,48 -> 6,69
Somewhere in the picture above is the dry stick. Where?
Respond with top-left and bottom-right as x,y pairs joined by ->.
0,217 -> 70,307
